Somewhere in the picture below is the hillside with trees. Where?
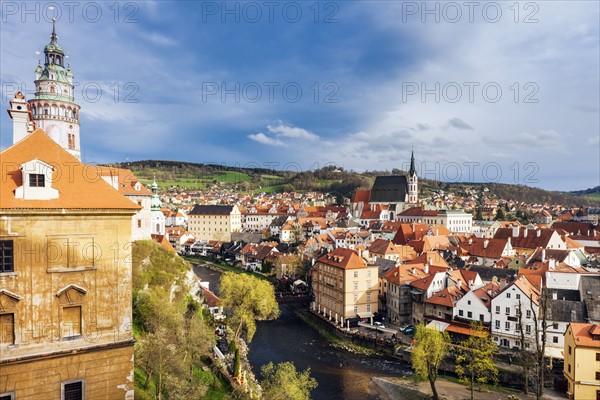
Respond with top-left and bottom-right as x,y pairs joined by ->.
132,240 -> 227,399
108,160 -> 594,207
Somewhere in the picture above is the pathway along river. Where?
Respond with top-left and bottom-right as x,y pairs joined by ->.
193,264 -> 413,400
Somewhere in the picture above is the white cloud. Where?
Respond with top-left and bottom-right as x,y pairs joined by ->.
247,122 -> 318,148
266,122 -> 319,141
248,133 -> 286,147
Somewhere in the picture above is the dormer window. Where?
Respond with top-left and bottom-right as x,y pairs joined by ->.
15,159 -> 59,200
29,174 -> 45,187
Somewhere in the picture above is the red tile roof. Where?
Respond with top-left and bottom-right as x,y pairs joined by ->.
0,129 -> 141,210
95,166 -> 152,196
569,322 -> 600,348
317,248 -> 366,270
425,285 -> 467,307
353,189 -> 371,204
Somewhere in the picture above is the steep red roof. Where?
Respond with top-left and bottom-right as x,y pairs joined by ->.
95,166 -> 152,196
569,323 -> 600,348
460,238 -> 508,259
392,223 -> 429,245
317,248 -> 366,270
425,285 -> 467,308
471,282 -> 501,308
0,129 -> 141,210
353,189 -> 371,204
494,227 -> 560,249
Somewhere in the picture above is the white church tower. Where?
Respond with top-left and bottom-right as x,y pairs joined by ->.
407,150 -> 418,204
28,19 -> 82,160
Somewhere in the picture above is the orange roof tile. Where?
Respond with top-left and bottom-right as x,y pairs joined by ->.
569,322 -> 600,348
1,130 -> 140,211
95,166 -> 152,196
425,285 -> 467,307
317,248 -> 366,270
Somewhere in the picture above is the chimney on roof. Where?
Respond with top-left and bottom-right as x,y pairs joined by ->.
549,258 -> 557,270
552,291 -> 558,300
424,263 -> 429,274
8,92 -> 34,144
483,239 -> 489,249
468,279 -> 474,289
457,279 -> 462,289
537,229 -> 541,237
512,226 -> 519,237
524,229 -> 528,237
411,268 -> 417,275
468,238 -> 473,245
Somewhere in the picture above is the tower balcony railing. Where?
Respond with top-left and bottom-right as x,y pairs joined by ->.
32,115 -> 79,124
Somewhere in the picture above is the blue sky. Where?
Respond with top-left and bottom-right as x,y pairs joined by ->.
1,1 -> 599,191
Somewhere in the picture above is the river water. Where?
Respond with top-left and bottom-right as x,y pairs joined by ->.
193,264 -> 413,400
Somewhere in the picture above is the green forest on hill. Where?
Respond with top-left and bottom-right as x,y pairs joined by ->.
107,160 -> 596,207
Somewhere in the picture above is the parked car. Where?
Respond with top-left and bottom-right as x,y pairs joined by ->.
402,325 -> 415,335
374,321 -> 385,329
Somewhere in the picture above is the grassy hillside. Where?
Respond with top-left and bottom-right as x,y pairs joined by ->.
108,160 -> 594,207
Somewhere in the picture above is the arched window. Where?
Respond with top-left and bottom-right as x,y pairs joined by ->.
50,86 -> 55,93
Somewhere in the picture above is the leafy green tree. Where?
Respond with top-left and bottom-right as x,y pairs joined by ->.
135,326 -> 182,399
132,240 -> 213,399
260,362 -> 318,400
454,322 -> 499,400
411,325 -> 450,400
219,272 -> 279,341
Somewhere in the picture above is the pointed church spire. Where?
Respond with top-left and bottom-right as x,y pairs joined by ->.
409,149 -> 416,177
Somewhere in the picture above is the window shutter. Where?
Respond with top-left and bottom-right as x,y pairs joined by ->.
63,381 -> 82,400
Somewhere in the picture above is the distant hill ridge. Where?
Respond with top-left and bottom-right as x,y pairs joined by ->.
107,160 -> 595,207
569,186 -> 600,196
